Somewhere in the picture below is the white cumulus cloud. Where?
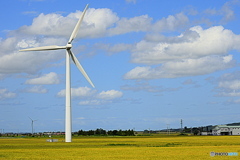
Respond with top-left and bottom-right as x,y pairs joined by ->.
218,80 -> 240,91
124,25 -> 240,80
152,13 -> 189,32
15,8 -> 119,38
216,71 -> 240,97
25,85 -> 48,93
131,26 -> 240,65
124,55 -> 235,79
57,86 -> 96,98
57,87 -> 123,105
125,0 -> 137,4
97,90 -> 123,100
108,15 -> 152,36
79,100 -> 104,106
0,89 -> 16,99
0,37 -> 65,74
25,72 -> 60,85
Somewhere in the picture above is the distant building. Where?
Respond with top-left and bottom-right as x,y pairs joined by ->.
200,125 -> 214,135
212,125 -> 240,135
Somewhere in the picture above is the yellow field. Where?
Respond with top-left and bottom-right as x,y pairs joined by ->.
0,135 -> 240,159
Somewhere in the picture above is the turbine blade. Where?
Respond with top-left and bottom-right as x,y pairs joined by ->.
68,4 -> 89,44
19,45 -> 66,52
68,50 -> 95,88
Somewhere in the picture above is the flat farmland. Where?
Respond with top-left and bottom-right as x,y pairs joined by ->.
1,135 -> 240,159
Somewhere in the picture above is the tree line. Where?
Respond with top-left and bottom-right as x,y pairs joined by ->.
77,128 -> 135,136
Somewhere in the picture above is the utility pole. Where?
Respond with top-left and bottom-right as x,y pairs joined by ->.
166,124 -> 170,135
181,119 -> 183,132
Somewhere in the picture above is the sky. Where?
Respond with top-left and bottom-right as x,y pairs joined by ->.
1,0 -> 240,133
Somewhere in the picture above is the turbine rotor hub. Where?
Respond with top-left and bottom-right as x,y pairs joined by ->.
66,43 -> 72,49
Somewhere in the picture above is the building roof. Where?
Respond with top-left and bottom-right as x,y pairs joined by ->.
213,125 -> 240,130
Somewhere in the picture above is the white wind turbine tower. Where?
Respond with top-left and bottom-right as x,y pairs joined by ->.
28,117 -> 37,135
20,4 -> 94,142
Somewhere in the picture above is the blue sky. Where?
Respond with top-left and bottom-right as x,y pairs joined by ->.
1,0 -> 240,133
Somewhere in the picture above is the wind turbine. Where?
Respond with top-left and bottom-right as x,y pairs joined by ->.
29,117 -> 37,135
20,4 -> 95,142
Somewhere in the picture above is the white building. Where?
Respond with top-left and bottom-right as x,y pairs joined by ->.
212,125 -> 240,135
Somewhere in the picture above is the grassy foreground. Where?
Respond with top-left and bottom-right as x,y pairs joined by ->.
0,135 -> 240,159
